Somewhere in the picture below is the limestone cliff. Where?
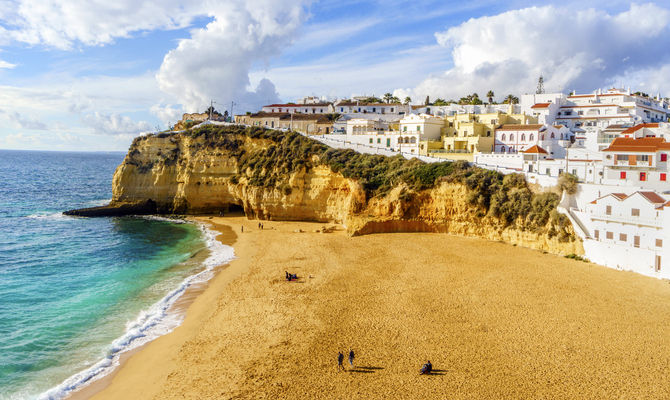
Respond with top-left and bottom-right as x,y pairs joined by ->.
106,126 -> 582,255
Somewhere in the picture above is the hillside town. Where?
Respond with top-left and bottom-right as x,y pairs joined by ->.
173,86 -> 670,280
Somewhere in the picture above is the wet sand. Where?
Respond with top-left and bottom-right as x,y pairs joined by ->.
87,217 -> 670,399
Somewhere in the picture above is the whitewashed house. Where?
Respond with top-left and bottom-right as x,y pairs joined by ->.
261,103 -> 334,114
582,191 -> 670,278
494,124 -> 573,157
602,137 -> 670,190
398,114 -> 444,154
334,101 -> 409,115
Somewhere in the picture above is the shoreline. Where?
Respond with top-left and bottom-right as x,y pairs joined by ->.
63,217 -> 238,400
84,217 -> 670,399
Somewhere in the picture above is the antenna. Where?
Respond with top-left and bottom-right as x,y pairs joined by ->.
536,74 -> 545,95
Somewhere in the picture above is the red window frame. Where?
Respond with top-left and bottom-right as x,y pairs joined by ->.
662,153 -> 668,162
620,171 -> 626,179
661,173 -> 667,182
640,172 -> 647,181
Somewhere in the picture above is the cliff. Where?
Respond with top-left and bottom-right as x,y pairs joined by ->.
84,125 -> 583,255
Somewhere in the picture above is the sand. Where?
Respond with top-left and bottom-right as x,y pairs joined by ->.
84,216 -> 670,399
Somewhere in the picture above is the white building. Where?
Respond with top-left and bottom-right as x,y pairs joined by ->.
345,118 -> 389,135
261,103 -> 334,114
581,191 -> 669,278
334,101 -> 409,115
494,124 -> 573,157
412,103 -> 521,116
602,137 -> 670,190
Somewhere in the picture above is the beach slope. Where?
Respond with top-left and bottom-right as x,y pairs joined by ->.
90,217 -> 670,399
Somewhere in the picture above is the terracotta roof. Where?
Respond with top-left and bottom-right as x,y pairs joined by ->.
522,145 -> 548,154
621,123 -> 660,134
496,124 -> 544,131
638,191 -> 666,204
553,124 -> 565,129
603,137 -> 670,152
590,192 -> 629,204
531,103 -> 550,109
337,101 -> 404,107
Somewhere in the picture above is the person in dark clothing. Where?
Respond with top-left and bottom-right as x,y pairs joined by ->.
348,349 -> 355,367
420,360 -> 432,375
337,352 -> 345,371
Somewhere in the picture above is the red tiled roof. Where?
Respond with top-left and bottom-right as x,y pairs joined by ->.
496,124 -> 544,131
522,145 -> 548,154
638,191 -> 666,204
590,192 -> 629,204
603,137 -> 670,152
621,123 -> 660,135
531,103 -> 550,109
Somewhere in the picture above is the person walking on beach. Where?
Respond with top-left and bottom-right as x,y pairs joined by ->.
348,349 -> 355,367
241,225 -> 244,233
337,352 -> 344,371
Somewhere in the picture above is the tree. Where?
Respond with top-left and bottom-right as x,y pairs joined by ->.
383,92 -> 393,103
205,105 -> 220,117
502,94 -> 519,104
223,110 -> 229,121
404,96 -> 412,105
390,96 -> 401,103
558,172 -> 579,195
457,93 -> 483,105
486,90 -> 495,104
433,98 -> 449,106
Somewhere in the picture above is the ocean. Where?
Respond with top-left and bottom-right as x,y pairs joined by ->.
0,150 -> 234,399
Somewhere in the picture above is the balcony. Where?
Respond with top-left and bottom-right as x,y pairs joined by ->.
590,213 -> 662,228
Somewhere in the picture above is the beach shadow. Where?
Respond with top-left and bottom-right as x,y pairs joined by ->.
425,369 -> 447,376
347,369 -> 375,374
357,366 -> 384,370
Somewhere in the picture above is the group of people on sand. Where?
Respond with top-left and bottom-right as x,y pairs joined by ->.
337,351 -> 433,375
285,271 -> 298,281
337,350 -> 355,371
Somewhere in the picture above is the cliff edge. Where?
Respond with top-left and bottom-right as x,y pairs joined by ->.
79,125 -> 583,255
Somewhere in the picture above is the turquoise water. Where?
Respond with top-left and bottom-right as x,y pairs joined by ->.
0,150 -> 232,399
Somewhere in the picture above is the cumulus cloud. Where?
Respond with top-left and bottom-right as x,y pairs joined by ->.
81,112 -> 152,136
0,59 -> 15,69
0,109 -> 48,130
398,3 -> 670,101
156,0 -> 310,113
0,0 -> 202,49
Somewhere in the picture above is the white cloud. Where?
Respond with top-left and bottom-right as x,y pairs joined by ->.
0,59 -> 15,69
81,112 -> 152,136
400,3 -> 670,101
156,0 -> 311,113
1,0 -> 203,49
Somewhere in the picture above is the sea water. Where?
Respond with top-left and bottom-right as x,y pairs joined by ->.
0,150 -> 234,399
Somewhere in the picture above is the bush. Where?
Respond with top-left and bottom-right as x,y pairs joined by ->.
558,172 -> 579,195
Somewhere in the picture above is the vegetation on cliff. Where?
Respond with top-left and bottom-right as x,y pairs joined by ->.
128,125 -> 572,241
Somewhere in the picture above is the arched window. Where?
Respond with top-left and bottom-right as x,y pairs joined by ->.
501,146 -> 506,153
560,133 -> 564,140
510,134 -> 514,141
541,134 -> 544,140
501,134 -> 506,141
551,132 -> 555,139
410,137 -> 416,144
521,134 -> 526,141
530,134 -> 534,141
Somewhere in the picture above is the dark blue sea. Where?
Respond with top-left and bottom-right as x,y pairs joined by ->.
0,150 -> 233,399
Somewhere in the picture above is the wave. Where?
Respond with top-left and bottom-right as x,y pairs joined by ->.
138,215 -> 188,224
86,199 -> 112,207
39,221 -> 235,400
25,212 -> 73,221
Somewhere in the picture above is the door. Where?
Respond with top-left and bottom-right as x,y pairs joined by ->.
656,255 -> 662,272
634,236 -> 640,248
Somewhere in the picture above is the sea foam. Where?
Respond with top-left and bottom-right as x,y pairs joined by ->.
38,221 -> 235,400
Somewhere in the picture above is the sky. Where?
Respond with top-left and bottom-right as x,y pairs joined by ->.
1,0 -> 669,151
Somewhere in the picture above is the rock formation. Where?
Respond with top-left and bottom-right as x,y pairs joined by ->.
69,126 -> 583,255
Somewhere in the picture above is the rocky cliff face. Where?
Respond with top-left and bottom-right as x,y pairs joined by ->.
108,128 -> 582,255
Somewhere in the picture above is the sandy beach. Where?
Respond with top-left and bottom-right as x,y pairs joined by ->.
83,216 -> 670,399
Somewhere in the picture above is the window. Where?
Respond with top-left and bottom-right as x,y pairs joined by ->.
640,172 -> 647,181
377,138 -> 381,144
594,230 -> 600,239
501,146 -> 506,153
631,208 -> 640,216
386,138 -> 390,147
403,126 -> 407,132
619,233 -> 627,242
390,108 -> 394,112
510,134 -> 514,141
662,153 -> 668,162
487,131 -> 491,137
572,169 -> 577,175
662,173 -> 667,181
620,171 -> 627,179
606,205 -> 612,215
530,134 -> 534,141
657,239 -> 663,247
372,107 -> 376,113
637,155 -> 649,162
369,138 -> 373,144
501,134 -> 506,141
578,111 -> 584,115
551,133 -> 555,139
546,168 -> 551,176
634,236 -> 640,248
417,126 -> 421,132
521,134 -> 526,141
340,107 -> 344,112
606,231 -> 614,240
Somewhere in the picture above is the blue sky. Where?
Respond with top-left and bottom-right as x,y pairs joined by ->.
0,0 -> 668,151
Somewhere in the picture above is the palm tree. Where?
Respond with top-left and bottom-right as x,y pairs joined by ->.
503,94 -> 519,104
486,90 -> 495,104
383,93 -> 393,103
404,96 -> 411,105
